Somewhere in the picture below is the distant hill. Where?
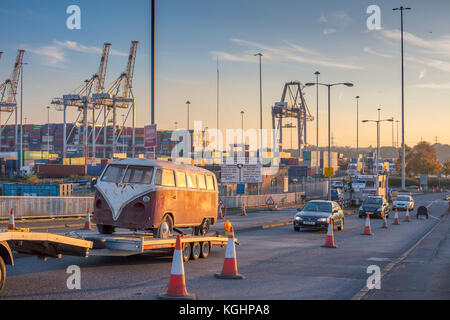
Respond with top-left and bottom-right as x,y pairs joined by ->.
300,143 -> 450,163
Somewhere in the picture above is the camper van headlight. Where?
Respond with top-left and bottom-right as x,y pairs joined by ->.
142,196 -> 150,203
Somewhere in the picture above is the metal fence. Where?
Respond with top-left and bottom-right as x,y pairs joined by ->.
0,196 -> 94,219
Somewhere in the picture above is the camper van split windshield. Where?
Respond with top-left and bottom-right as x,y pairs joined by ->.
101,165 -> 154,184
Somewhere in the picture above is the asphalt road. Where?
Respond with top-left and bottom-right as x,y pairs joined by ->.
1,193 -> 448,300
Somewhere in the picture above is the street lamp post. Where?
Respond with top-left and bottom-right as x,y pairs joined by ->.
355,96 -> 360,160
362,113 -> 394,196
305,82 -> 354,200
186,100 -> 191,131
314,71 -> 320,178
255,53 -> 263,208
240,110 -> 245,145
47,106 -> 50,153
393,6 -> 411,191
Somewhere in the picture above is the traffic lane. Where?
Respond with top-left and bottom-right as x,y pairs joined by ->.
2,199 -> 443,300
1,193 -> 444,299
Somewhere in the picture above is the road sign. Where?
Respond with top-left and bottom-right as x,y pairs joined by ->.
236,184 -> 245,194
144,124 -> 157,148
221,163 -> 262,183
324,167 -> 334,178
218,199 -> 226,209
266,196 -> 274,205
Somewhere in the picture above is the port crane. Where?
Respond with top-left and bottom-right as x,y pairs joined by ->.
272,81 -> 314,157
0,50 -> 25,153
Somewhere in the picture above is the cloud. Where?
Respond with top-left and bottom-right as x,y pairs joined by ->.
318,13 -> 327,23
415,82 -> 450,89
330,11 -> 352,25
323,28 -> 336,35
419,69 -> 427,79
25,45 -> 66,67
363,47 -> 393,59
53,40 -> 127,56
212,38 -> 362,70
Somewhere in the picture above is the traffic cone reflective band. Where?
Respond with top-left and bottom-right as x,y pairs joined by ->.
83,209 -> 91,230
159,235 -> 197,300
361,213 -> 373,235
8,208 -> 15,230
393,209 -> 400,225
273,204 -> 278,211
218,206 -> 223,220
382,213 -> 388,229
241,202 -> 247,216
215,227 -> 245,279
404,209 -> 410,222
321,217 -> 337,248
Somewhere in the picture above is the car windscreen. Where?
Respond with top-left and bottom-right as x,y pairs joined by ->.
302,202 -> 332,212
123,166 -> 154,184
396,196 -> 410,201
363,198 -> 382,205
101,165 -> 127,182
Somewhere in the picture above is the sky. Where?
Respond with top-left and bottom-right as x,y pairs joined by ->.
1,0 -> 450,149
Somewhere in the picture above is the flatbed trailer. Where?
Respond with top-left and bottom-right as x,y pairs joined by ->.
0,229 -> 234,294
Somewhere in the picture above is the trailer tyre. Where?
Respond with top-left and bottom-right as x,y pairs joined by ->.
191,242 -> 201,260
97,224 -> 115,235
182,243 -> 191,262
0,256 -> 5,294
200,242 -> 210,259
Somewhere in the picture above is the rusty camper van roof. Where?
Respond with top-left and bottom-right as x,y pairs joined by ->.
107,158 -> 214,175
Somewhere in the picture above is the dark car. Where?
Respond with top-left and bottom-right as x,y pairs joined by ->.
294,200 -> 344,232
358,196 -> 390,219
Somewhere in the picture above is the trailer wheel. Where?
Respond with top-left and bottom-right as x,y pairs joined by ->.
200,242 -> 210,259
97,224 -> 115,235
182,243 -> 191,262
0,256 -> 6,294
191,242 -> 201,260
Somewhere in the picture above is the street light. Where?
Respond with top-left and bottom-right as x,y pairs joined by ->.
305,82 -> 354,200
186,100 -> 191,131
362,110 -> 394,196
47,106 -> 50,153
254,53 -> 263,159
240,110 -> 245,145
314,71 -> 320,179
393,6 -> 411,191
355,96 -> 360,160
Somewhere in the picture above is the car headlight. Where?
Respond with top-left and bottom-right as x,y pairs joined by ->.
317,218 -> 328,222
295,216 -> 302,221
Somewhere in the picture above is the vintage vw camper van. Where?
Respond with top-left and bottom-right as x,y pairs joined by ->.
93,159 -> 218,238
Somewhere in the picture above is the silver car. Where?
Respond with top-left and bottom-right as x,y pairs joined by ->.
294,200 -> 344,232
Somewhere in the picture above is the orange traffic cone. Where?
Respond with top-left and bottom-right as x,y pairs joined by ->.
215,227 -> 245,279
83,208 -> 92,230
159,235 -> 197,300
218,206 -> 223,220
361,213 -> 374,235
393,209 -> 400,225
321,217 -> 337,248
8,208 -> 15,231
404,209 -> 410,222
241,202 -> 247,216
382,213 -> 388,229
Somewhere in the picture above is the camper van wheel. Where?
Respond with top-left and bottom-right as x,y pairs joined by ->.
155,214 -> 173,239
195,219 -> 210,236
191,242 -> 201,260
0,256 -> 6,294
97,224 -> 115,235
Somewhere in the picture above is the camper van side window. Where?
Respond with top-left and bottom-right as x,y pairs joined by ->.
187,173 -> 197,189
162,169 -> 176,187
176,171 -> 187,188
206,175 -> 215,191
101,165 -> 126,182
198,174 -> 206,189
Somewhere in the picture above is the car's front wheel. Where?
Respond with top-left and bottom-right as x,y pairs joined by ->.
294,226 -> 301,232
154,214 -> 173,239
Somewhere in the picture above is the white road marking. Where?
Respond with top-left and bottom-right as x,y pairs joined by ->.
367,257 -> 391,262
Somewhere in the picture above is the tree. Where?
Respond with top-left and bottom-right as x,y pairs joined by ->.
443,160 -> 450,176
395,142 -> 442,176
409,142 -> 442,175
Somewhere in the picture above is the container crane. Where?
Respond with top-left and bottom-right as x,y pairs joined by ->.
0,50 -> 25,154
272,81 -> 314,157
92,41 -> 139,156
51,43 -> 112,158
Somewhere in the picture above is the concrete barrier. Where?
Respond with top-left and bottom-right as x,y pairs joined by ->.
0,196 -> 94,219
